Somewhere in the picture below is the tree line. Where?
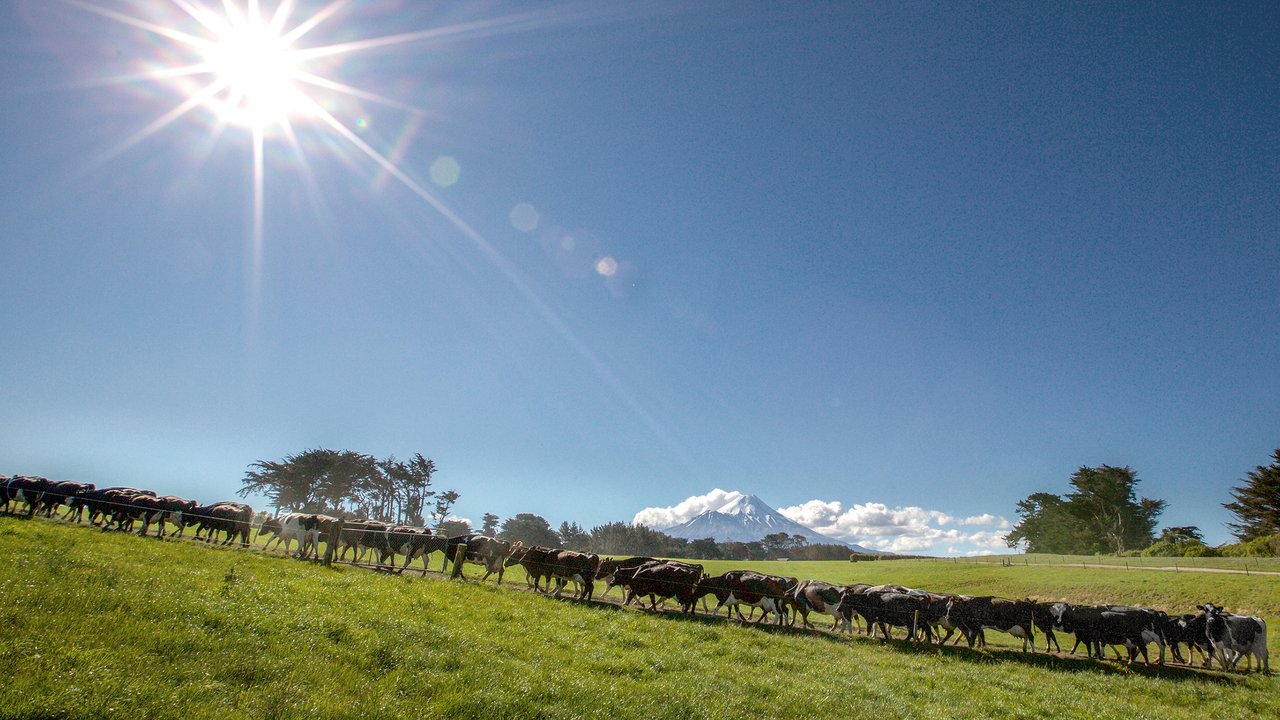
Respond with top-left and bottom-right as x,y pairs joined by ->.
239,446 -> 1280,560
237,448 -> 458,529
236,451 -> 855,559
1007,448 -> 1280,557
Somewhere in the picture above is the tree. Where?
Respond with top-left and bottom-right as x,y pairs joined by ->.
1006,492 -> 1085,554
1224,448 -> 1280,541
686,537 -> 722,559
558,521 -> 590,551
430,490 -> 460,532
438,519 -> 471,538
239,448 -> 440,524
499,513 -> 561,547
761,532 -> 791,557
1157,526 -> 1204,544
1006,465 -> 1166,554
238,448 -> 379,517
1065,465 -> 1165,554
719,541 -> 751,560
481,513 -> 500,537
585,521 -> 687,556
1144,525 -> 1214,558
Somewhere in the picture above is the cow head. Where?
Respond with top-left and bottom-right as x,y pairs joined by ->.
504,541 -> 528,567
258,516 -> 283,536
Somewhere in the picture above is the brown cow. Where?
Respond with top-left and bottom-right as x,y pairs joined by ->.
505,543 -> 559,591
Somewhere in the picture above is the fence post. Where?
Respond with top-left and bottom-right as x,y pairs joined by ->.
324,518 -> 344,567
450,543 -> 467,579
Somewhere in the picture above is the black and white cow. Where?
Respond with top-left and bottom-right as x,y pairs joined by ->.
257,513 -> 336,558
1203,604 -> 1270,674
384,526 -> 447,573
695,570 -> 789,624
946,596 -> 1037,650
791,580 -> 851,633
443,534 -> 512,583
844,589 -> 937,642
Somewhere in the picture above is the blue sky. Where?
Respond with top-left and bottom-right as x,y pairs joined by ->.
1,1 -> 1276,554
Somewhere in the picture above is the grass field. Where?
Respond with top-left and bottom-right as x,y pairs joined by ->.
1,515 -> 1277,720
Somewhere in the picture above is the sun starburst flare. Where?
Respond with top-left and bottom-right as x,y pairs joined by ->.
65,0 -> 552,314
56,0 -> 685,464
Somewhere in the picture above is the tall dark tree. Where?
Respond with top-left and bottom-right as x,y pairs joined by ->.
1006,466 -> 1165,554
398,454 -> 437,526
586,522 -> 686,556
686,537 -> 722,559
719,541 -> 751,560
430,490 -> 461,532
1224,448 -> 1280,541
1065,465 -> 1165,554
499,513 -> 561,547
239,448 -> 379,516
480,513 -> 500,537
558,521 -> 590,551
439,518 -> 471,538
1157,526 -> 1204,544
1006,492 -> 1085,553
762,532 -> 791,557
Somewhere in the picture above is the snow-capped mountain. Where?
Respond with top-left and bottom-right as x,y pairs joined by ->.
662,494 -> 882,553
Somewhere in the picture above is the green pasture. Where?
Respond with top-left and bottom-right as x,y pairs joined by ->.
1,515 -> 1276,720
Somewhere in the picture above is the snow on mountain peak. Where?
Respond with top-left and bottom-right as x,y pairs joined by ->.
716,493 -> 765,515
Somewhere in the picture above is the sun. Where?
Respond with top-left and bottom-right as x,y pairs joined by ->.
201,16 -> 303,129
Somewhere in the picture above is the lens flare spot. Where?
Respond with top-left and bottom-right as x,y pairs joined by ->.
355,118 -> 369,129
430,156 -> 460,187
561,235 -> 575,251
510,202 -> 539,232
595,256 -> 618,277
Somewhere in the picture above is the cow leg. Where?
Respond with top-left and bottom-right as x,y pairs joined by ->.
400,548 -> 417,574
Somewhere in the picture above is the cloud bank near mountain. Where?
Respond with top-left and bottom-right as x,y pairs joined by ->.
634,489 -> 1011,556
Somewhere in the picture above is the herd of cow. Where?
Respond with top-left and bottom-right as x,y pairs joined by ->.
1,474 -> 1271,676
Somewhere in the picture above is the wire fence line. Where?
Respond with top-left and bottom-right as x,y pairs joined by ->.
943,553 -> 1280,576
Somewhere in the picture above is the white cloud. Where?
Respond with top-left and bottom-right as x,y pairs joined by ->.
777,501 -> 954,539
966,549 -> 996,557
966,530 -> 1011,549
777,498 -> 1010,556
632,488 -> 744,529
962,513 -> 1011,529
635,489 -> 1011,556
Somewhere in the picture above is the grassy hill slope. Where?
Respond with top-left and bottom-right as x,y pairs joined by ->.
1,516 -> 1276,720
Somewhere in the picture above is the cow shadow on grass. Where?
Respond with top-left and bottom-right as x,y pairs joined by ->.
863,636 -> 1243,685
561,594 -> 1249,685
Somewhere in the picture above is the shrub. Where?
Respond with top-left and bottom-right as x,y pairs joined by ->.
1218,533 -> 1280,557
1141,539 -> 1219,558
